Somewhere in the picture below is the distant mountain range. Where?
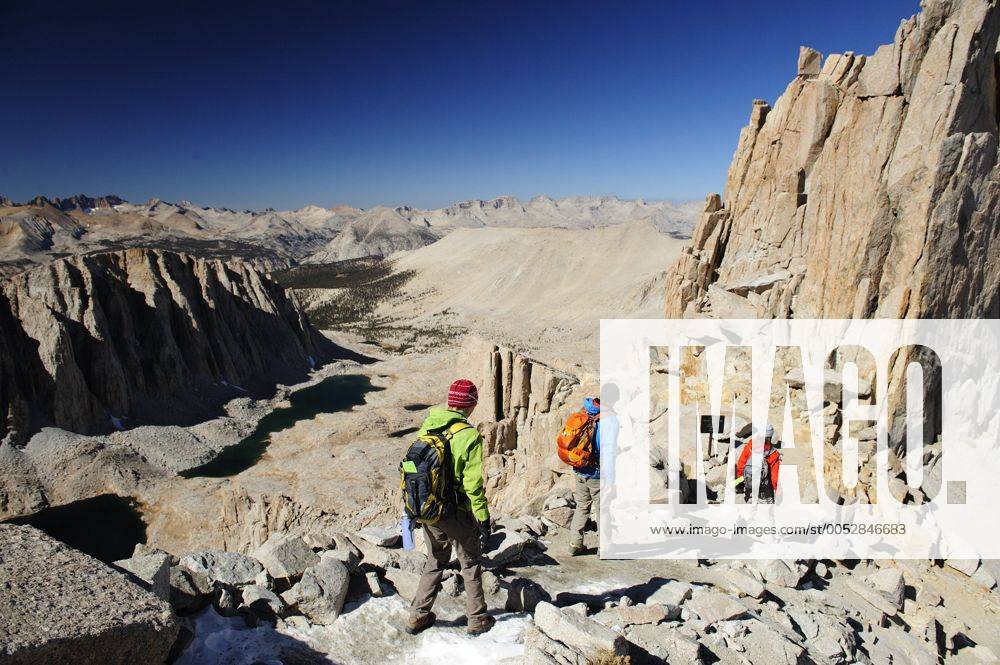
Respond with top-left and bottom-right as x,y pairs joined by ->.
0,193 -> 699,275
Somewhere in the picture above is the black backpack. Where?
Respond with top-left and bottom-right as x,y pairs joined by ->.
400,422 -> 471,525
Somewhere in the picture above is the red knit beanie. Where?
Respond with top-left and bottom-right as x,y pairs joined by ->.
447,379 -> 479,409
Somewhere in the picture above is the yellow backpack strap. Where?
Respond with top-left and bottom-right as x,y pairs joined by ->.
445,422 -> 473,438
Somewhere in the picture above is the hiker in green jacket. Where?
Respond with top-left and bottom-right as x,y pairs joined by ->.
406,378 -> 495,636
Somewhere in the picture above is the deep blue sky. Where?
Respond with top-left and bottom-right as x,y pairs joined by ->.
1,0 -> 919,211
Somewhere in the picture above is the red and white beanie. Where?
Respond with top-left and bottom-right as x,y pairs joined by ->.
447,379 -> 479,409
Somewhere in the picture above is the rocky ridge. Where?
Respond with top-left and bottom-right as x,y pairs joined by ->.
665,0 -> 1000,321
0,194 -> 699,276
0,248 -> 336,445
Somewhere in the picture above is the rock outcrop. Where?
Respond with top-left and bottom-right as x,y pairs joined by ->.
0,524 -> 179,665
665,0 -> 1000,321
0,248 -> 337,444
456,337 -> 582,515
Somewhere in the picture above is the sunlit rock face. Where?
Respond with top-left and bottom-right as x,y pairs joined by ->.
666,0 -> 1000,322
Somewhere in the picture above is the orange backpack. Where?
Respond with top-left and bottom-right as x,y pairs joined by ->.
557,409 -> 599,468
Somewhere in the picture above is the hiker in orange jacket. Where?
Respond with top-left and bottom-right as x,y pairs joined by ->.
734,424 -> 780,503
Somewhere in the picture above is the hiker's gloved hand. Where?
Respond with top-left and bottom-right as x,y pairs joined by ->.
477,518 -> 493,551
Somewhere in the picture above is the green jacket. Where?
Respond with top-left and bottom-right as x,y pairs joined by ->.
418,406 -> 489,522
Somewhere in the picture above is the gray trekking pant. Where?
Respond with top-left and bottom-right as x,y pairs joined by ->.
570,475 -> 601,548
410,509 -> 487,622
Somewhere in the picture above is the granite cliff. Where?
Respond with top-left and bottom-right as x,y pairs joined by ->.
0,249 -> 336,444
665,0 -> 1000,321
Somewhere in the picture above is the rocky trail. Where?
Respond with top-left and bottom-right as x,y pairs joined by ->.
7,327 -> 1000,664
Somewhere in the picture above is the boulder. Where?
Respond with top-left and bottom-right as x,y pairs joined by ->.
321,534 -> 363,570
533,602 -> 628,658
495,516 -> 528,533
302,529 -> 339,550
132,542 -> 170,559
543,506 -> 573,528
382,566 -> 422,602
646,580 -> 692,608
441,574 -> 462,597
789,608 -> 857,665
349,536 -> 396,570
357,526 -> 401,548
392,546 -> 428,574
254,569 -> 271,587
729,619 -> 804,664
168,566 -> 214,613
545,495 -> 570,510
844,577 -> 897,617
179,549 -> 264,587
915,587 -> 942,607
485,528 -> 534,566
0,524 -> 179,665
868,567 -> 905,611
686,591 -> 749,623
280,558 -> 350,625
723,567 -> 766,599
523,625 -> 583,664
868,627 -> 937,665
481,570 -> 502,596
240,584 -> 284,616
519,515 -> 547,536
364,570 -> 383,597
625,624 -> 701,663
945,557 -> 980,577
113,552 -> 171,602
504,577 -> 551,613
252,534 -> 319,582
214,586 -> 238,616
617,602 -> 674,626
972,564 -> 997,591
755,559 -> 807,588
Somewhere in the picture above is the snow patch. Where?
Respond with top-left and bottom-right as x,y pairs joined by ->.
412,613 -> 529,664
567,578 -> 632,596
175,608 -> 299,665
220,380 -> 247,393
180,595 -> 530,665
110,415 -> 124,430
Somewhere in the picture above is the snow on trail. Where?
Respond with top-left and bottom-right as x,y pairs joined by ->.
411,612 -> 529,664
177,596 -> 529,665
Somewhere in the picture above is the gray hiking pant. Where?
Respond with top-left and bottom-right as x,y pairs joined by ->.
410,509 -> 487,622
570,475 -> 601,548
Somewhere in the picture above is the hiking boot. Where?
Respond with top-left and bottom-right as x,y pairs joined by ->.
467,615 -> 496,636
404,612 -> 436,635
569,543 -> 585,556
